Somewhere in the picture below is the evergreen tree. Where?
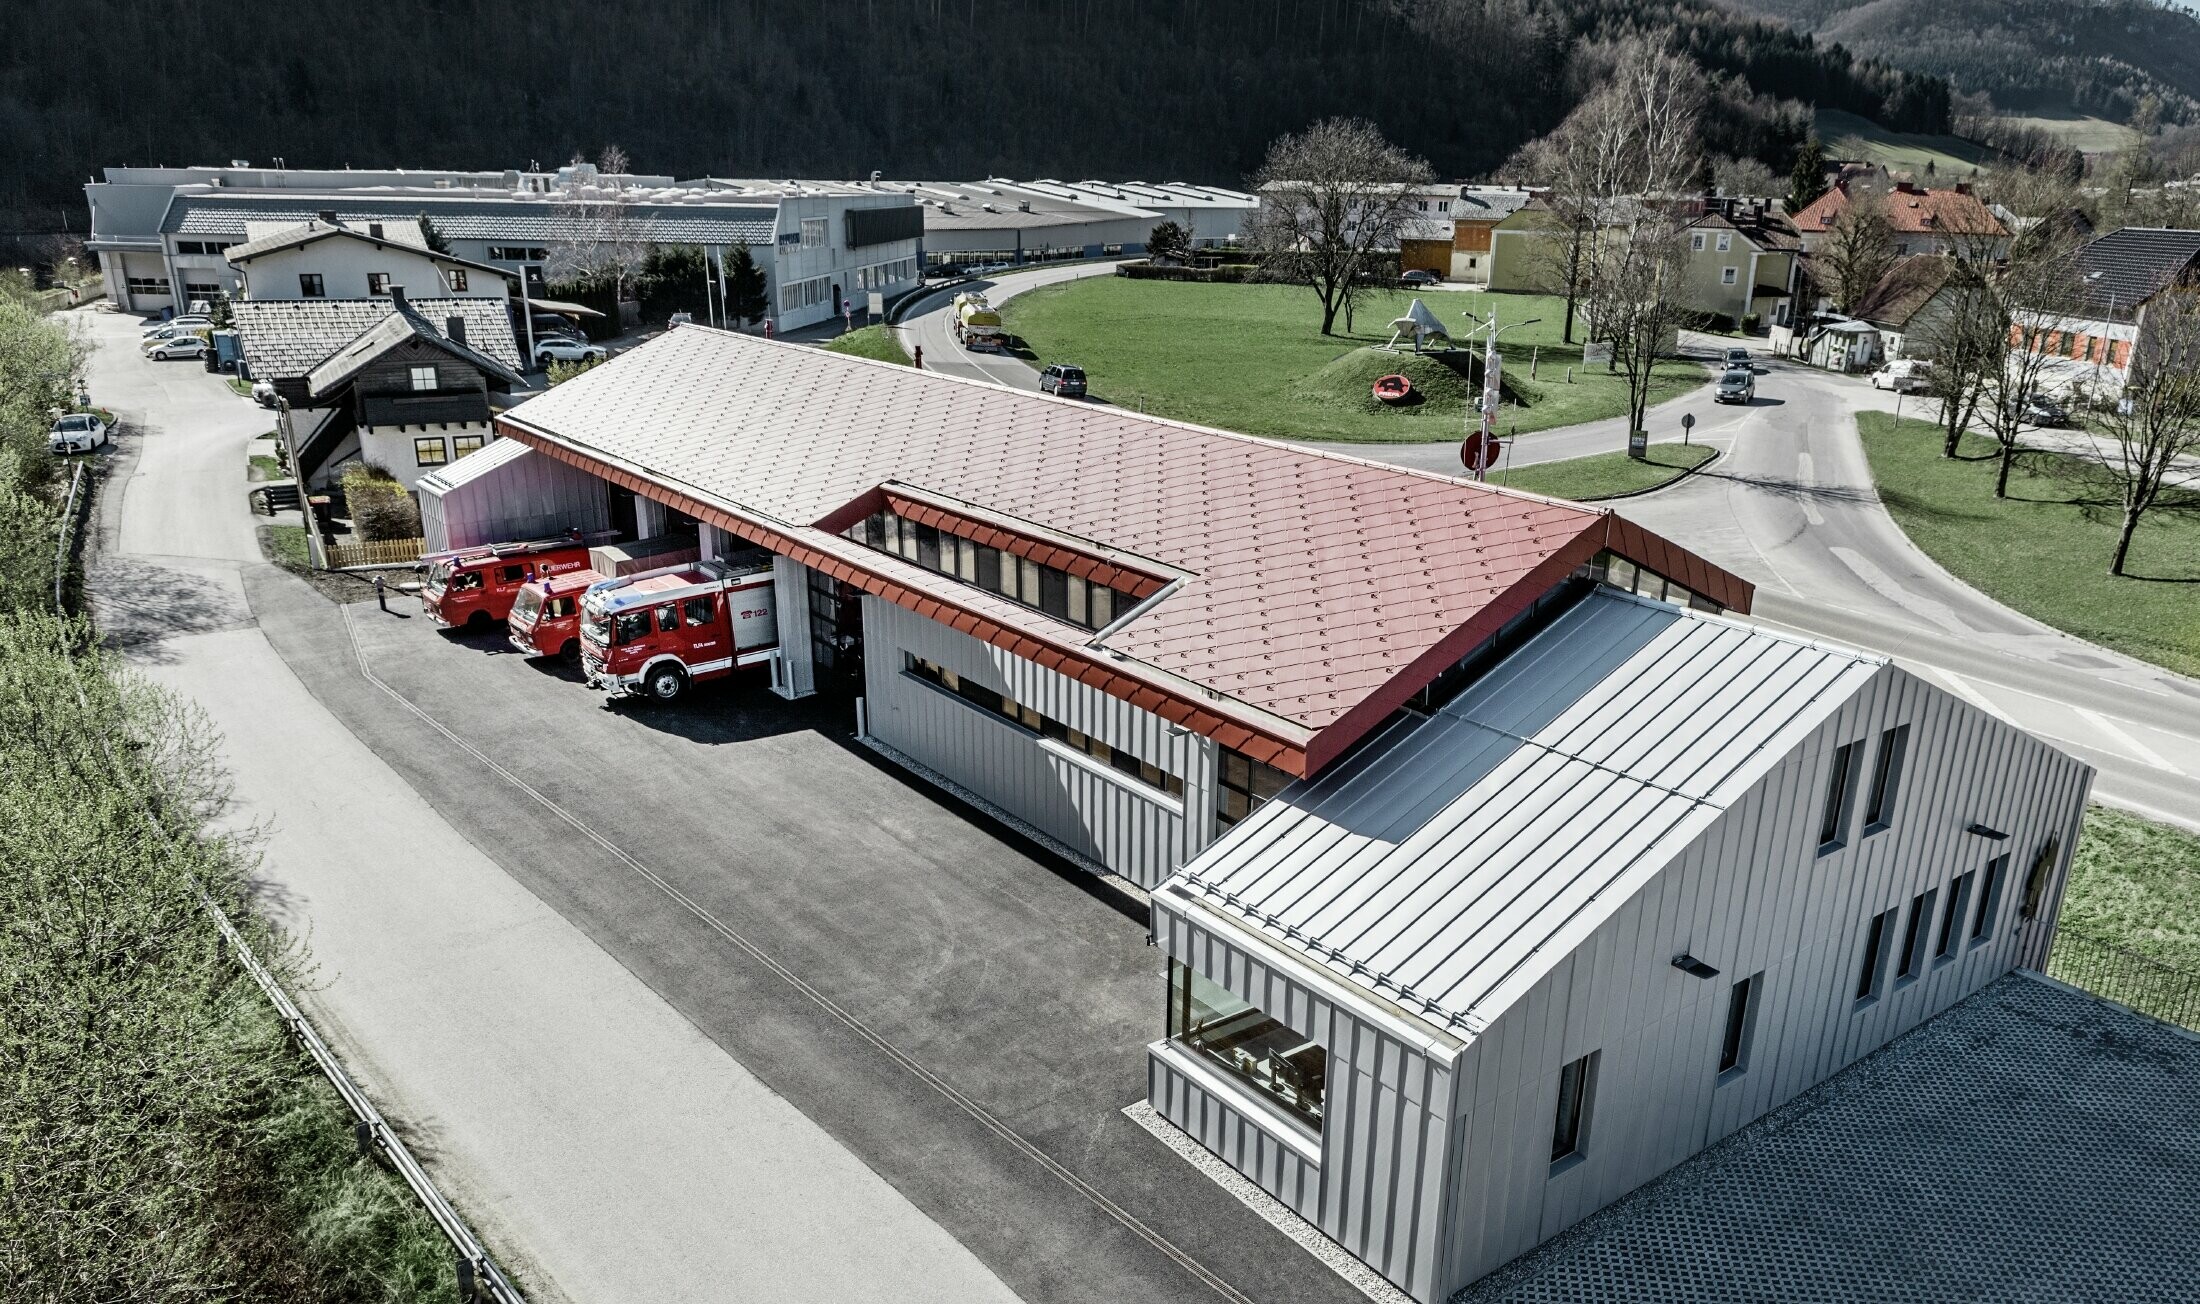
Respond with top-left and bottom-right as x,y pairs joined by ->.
416,214 -> 452,255
1146,220 -> 1192,264
726,243 -> 767,326
1787,137 -> 1829,215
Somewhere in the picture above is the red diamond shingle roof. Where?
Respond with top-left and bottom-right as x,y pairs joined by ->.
499,326 -> 1749,774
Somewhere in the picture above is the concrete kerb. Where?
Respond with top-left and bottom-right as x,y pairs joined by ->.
1576,443 -> 1726,503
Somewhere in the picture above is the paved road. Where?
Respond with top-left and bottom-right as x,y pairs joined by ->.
77,306 -> 1026,1304
1339,343 -> 2200,831
894,262 -> 1126,388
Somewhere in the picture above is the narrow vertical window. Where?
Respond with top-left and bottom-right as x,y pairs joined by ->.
1718,975 -> 1759,1078
2020,834 -> 2061,921
1972,854 -> 2009,944
1864,725 -> 1908,831
1936,872 -> 1974,963
1855,907 -> 1895,1004
1551,1052 -> 1596,1168
1897,889 -> 1934,983
1089,585 -> 1114,629
1819,742 -> 1861,851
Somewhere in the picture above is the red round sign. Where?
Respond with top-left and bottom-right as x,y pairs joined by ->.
1460,432 -> 1502,473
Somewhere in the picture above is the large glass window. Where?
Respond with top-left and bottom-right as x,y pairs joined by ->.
1216,747 -> 1292,831
1168,960 -> 1324,1128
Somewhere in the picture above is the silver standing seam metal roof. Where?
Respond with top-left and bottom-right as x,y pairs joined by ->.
164,194 -> 778,246
417,432 -> 530,493
1170,590 -> 1884,1037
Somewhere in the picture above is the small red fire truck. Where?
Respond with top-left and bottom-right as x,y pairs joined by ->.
506,568 -> 607,659
579,557 -> 779,702
418,532 -> 608,628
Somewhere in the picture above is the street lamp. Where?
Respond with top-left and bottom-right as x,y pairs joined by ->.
1458,309 -> 1541,481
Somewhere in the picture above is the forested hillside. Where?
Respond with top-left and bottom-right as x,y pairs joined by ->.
1,0 -> 1945,230
1721,0 -> 2200,124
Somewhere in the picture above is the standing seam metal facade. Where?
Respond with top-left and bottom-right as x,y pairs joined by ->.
860,597 -> 1218,887
1149,658 -> 2092,1302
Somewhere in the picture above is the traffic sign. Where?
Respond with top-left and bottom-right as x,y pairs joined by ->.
1461,431 -> 1503,475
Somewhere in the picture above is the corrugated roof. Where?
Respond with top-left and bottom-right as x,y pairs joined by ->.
1167,590 -> 1881,1034
233,297 -> 523,380
496,328 -> 1751,773
417,432 -> 530,493
166,194 -> 776,245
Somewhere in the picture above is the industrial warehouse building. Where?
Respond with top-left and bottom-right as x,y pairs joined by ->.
472,327 -> 2095,1298
878,178 -> 1258,266
490,324 -> 1749,887
85,164 -> 923,329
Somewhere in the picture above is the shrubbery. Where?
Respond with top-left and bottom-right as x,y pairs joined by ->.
341,463 -> 423,542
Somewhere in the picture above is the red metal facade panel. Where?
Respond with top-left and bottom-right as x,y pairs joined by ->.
498,329 -> 1746,775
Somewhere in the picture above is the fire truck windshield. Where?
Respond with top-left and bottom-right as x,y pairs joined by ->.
509,586 -> 543,625
582,602 -> 611,646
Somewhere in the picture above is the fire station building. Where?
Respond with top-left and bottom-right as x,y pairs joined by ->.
492,326 -> 1753,888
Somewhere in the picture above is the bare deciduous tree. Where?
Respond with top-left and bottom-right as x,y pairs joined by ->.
1248,118 -> 1433,336
2079,291 -> 2200,575
1975,220 -> 2086,498
1816,192 -> 1897,314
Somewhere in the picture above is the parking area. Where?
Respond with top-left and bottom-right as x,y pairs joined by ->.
251,571 -> 1367,1304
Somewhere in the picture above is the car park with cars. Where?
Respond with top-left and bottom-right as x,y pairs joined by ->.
142,334 -> 209,361
142,315 -> 212,337
533,337 -> 608,368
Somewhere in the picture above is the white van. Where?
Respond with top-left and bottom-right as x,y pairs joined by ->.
1870,359 -> 1932,394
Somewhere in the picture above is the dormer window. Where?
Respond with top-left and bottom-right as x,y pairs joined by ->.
851,508 -> 1135,633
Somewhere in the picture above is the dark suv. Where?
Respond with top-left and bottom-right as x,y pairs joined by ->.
1039,364 -> 1088,398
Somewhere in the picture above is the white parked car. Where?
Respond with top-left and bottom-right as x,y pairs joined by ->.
1870,359 -> 1932,394
143,334 -> 209,361
48,412 -> 109,454
251,379 -> 278,408
534,337 -> 607,368
142,315 -> 213,337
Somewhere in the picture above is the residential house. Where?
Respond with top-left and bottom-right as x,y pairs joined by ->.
235,290 -> 527,493
1851,255 -> 1962,361
1792,180 -> 2009,258
1484,199 -> 1574,295
1449,186 -> 1537,283
2033,226 -> 2200,388
225,216 -> 513,303
1680,199 -> 1801,328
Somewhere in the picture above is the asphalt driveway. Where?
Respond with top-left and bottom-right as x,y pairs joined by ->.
250,571 -> 1366,1304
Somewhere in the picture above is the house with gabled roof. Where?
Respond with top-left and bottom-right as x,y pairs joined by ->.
1852,254 -> 1964,360
1149,586 -> 2090,1301
225,215 -> 513,303
1792,180 -> 2009,258
2031,225 -> 2200,388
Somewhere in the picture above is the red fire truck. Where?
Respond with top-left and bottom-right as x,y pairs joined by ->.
506,568 -> 607,659
418,532 -> 609,628
579,557 -> 779,702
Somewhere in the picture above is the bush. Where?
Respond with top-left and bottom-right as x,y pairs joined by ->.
339,464 -> 421,542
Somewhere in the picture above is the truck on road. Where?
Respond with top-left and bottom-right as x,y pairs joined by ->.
951,292 -> 1004,350
579,557 -> 780,702
506,567 -> 608,659
419,532 -> 611,628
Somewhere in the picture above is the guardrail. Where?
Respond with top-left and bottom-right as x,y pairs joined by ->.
57,463 -> 526,1302
2047,931 -> 2200,1031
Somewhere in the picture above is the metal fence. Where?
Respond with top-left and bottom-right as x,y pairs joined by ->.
326,535 -> 425,569
2047,931 -> 2200,1032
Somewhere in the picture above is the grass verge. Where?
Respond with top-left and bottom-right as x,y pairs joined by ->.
999,278 -> 1702,444
249,453 -> 282,481
1856,413 -> 2200,678
1500,442 -> 1715,502
2058,806 -> 2200,972
261,523 -> 312,571
822,324 -> 912,366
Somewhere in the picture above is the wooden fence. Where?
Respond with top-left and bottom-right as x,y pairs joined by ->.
326,536 -> 425,570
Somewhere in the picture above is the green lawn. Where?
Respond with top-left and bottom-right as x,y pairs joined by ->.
1815,109 -> 1994,177
1857,413 -> 2200,677
2059,807 -> 2200,971
261,523 -> 312,571
1994,110 -> 2138,154
1500,442 -> 1716,502
822,324 -> 911,366
248,453 -> 282,481
998,279 -> 1704,444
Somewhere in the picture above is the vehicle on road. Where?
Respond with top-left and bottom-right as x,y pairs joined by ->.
1870,359 -> 1932,394
419,533 -> 607,628
952,292 -> 1005,350
507,567 -> 607,659
580,557 -> 780,702
1722,347 -> 1753,372
1039,364 -> 1088,398
251,378 -> 278,407
48,412 -> 109,453
143,335 -> 209,361
1401,269 -> 1441,288
143,315 -> 212,337
534,337 -> 608,368
2022,392 -> 2070,427
931,262 -> 967,279
1715,368 -> 1756,404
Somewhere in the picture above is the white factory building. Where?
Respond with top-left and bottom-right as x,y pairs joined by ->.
85,164 -> 922,330
881,178 -> 1257,266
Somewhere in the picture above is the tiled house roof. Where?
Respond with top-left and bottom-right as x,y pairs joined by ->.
2070,226 -> 2200,317
1792,182 -> 2007,240
233,297 -> 523,381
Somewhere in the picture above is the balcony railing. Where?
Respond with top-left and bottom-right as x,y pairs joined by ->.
2046,931 -> 2200,1032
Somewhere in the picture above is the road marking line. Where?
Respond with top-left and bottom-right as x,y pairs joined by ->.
2072,706 -> 2182,774
1796,451 -> 1824,526
1926,667 -> 2019,726
334,604 -> 1259,1304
